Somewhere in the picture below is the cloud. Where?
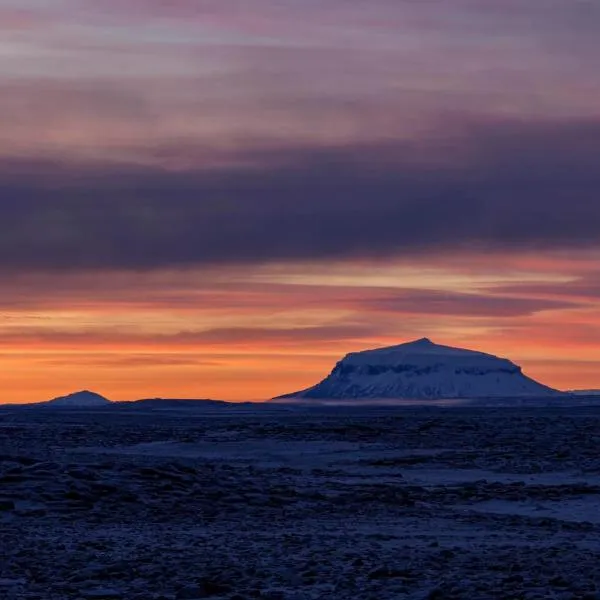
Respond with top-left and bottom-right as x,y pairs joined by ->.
0,116 -> 599,272
359,290 -> 576,318
493,275 -> 600,303
175,324 -> 376,344
0,323 -> 380,349
0,265 -> 577,314
35,353 -> 218,368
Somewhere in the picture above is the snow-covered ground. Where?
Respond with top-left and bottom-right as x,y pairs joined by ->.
2,405 -> 600,599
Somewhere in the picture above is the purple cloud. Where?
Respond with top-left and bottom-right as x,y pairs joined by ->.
0,115 -> 599,271
0,0 -> 598,272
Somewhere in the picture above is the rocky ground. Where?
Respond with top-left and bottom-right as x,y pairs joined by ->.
1,405 -> 600,599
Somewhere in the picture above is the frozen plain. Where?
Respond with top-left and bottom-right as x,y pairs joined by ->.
2,403 -> 600,600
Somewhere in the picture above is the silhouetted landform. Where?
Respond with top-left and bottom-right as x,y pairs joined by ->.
1,396 -> 271,410
35,390 -> 112,408
276,338 -> 565,401
114,398 -> 235,410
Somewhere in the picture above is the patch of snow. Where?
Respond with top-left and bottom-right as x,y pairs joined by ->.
464,496 -> 600,524
75,439 -> 367,469
399,468 -> 600,487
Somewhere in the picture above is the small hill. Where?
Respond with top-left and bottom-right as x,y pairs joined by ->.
275,338 -> 563,401
43,390 -> 112,407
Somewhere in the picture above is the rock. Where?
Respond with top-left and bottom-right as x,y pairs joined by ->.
15,504 -> 47,517
425,586 -> 446,600
549,575 -> 570,588
367,567 -> 402,579
200,580 -> 232,596
80,588 -> 123,599
0,578 -> 26,587
176,585 -> 206,599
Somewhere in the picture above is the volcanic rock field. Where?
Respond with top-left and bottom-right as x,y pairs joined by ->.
2,405 -> 600,599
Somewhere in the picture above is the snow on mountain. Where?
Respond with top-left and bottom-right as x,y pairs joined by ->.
276,338 -> 563,400
43,390 -> 112,407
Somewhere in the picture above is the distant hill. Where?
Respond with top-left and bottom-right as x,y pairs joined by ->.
2,395 -> 254,410
42,390 -> 112,407
114,398 -> 230,410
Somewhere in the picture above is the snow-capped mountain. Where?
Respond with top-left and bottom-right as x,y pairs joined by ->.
276,338 -> 563,400
42,390 -> 112,407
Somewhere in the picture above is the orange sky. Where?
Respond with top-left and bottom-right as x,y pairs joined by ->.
2,251 -> 599,403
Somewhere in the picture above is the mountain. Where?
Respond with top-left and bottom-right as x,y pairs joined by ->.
275,338 -> 563,401
42,390 -> 112,407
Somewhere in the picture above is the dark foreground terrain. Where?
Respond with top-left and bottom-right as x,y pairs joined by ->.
2,404 -> 600,599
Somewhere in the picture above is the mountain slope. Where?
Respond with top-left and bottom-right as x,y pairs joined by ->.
276,338 -> 563,400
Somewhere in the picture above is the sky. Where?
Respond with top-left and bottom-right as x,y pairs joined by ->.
1,0 -> 600,402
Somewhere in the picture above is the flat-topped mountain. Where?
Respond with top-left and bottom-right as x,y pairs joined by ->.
276,338 -> 563,400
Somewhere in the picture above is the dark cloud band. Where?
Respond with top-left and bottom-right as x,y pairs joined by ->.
1,117 -> 599,271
